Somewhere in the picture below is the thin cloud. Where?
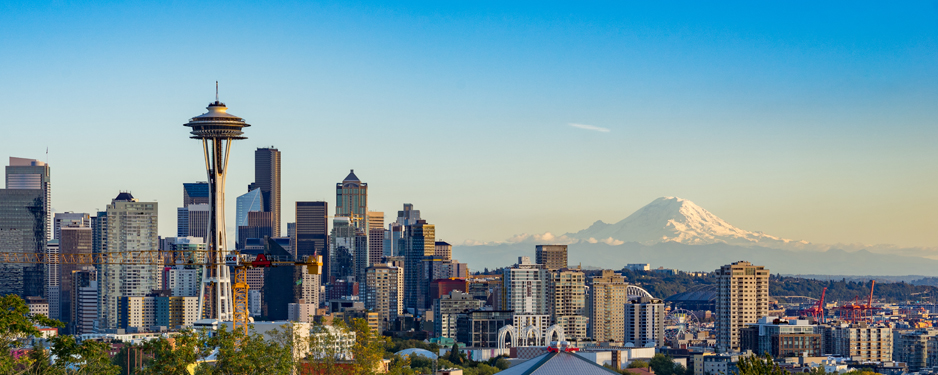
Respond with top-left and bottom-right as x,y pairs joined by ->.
569,123 -> 610,132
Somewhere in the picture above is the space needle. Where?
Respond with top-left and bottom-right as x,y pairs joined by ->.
184,84 -> 250,321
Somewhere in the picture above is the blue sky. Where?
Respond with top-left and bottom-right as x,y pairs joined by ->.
1,1 -> 936,247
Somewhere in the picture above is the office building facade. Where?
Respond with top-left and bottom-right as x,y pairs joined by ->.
296,201 -> 328,263
254,147 -> 281,237
536,245 -> 568,271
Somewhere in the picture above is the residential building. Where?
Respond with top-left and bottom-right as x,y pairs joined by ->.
548,268 -> 588,340
501,257 -> 548,315
46,239 -> 60,319
715,261 -> 770,352
535,245 -> 567,271
288,302 -> 318,322
163,267 -> 200,297
739,318 -> 820,358
590,270 -> 628,342
434,291 -> 483,340
254,147 -> 281,237
365,263 -> 403,331
623,296 -> 665,347
893,329 -> 937,372
25,296 -> 49,317
823,322 -> 892,362
294,265 -> 321,308
99,192 -> 160,331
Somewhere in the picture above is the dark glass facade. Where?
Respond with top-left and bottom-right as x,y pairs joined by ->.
0,189 -> 46,298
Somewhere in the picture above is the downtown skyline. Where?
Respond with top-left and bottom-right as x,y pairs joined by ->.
1,1 -> 936,249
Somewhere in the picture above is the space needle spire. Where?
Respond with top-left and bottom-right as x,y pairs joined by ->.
184,87 -> 250,321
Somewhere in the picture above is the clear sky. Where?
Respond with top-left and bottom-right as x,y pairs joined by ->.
1,1 -> 936,248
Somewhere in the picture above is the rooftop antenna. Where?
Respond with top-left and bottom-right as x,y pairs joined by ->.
216,81 -> 219,102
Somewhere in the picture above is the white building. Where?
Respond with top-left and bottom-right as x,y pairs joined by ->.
624,297 -> 665,347
288,302 -> 318,322
248,290 -> 262,317
501,257 -> 548,315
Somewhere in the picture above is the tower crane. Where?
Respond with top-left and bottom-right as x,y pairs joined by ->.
0,249 -> 322,336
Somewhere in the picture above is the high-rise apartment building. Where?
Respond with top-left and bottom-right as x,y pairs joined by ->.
45,239 -> 60,319
501,257 -> 548,315
99,192 -> 160,331
715,261 -> 770,352
434,290 -> 483,340
53,212 -> 90,240
824,323 -> 892,362
255,147 -> 281,237
367,211 -> 384,265
404,217 -> 435,311
893,329 -> 935,372
296,201 -> 328,262
548,268 -> 588,340
235,188 -> 262,242
624,296 -> 665,347
536,245 -> 567,271
365,263 -> 404,331
434,241 -> 452,261
589,270 -> 628,342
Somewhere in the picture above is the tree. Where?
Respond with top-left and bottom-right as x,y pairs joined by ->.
650,354 -> 686,375
48,335 -> 120,375
137,329 -> 205,375
735,353 -> 787,375
0,294 -> 62,374
348,318 -> 388,375
629,360 -> 650,369
447,342 -> 463,366
202,324 -> 294,375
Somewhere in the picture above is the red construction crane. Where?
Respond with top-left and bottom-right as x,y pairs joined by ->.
836,280 -> 877,323
802,287 -> 827,323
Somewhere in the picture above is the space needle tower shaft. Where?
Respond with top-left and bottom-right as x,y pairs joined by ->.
184,85 -> 250,321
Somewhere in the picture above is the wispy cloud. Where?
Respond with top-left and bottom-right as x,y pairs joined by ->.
569,123 -> 610,132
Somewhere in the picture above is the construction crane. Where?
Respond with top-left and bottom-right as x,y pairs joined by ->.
0,249 -> 322,336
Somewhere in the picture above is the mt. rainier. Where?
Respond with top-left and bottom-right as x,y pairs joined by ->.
567,197 -> 813,250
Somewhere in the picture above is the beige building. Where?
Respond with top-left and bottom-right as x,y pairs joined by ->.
535,245 -> 567,271
894,329 -> 938,372
826,323 -> 892,362
589,270 -> 628,342
100,193 -> 160,331
715,261 -> 770,352
365,263 -> 404,331
367,211 -> 384,265
435,241 -> 452,261
549,268 -> 588,339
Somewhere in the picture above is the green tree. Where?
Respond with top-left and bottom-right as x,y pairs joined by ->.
48,335 -> 120,375
0,294 -> 62,374
137,329 -> 206,375
201,324 -> 294,375
629,360 -> 650,369
735,353 -> 787,375
348,318 -> 387,375
650,354 -> 686,375
447,342 -> 463,366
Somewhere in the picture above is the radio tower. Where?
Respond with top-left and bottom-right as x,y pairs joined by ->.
184,83 -> 250,321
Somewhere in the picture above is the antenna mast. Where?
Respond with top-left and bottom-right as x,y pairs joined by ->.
216,81 -> 219,102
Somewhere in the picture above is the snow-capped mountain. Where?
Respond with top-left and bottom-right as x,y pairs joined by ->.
566,197 -> 813,250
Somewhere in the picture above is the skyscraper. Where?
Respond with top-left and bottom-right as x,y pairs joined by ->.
624,296 -> 665,347
235,188 -> 262,243
0,157 -> 49,299
403,215 -> 435,312
238,211 -> 273,249
589,270 -> 628,342
336,170 -> 367,219
72,269 -> 97,335
367,212 -> 384,265
434,241 -> 452,261
99,192 -> 160,331
715,261 -> 770,352
535,245 -> 567,271
329,217 -> 367,283
296,201 -> 328,262
255,147 -> 281,237
59,225 -> 92,331
6,157 -> 51,242
182,182 -> 209,206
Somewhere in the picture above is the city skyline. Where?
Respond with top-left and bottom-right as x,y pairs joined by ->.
1,2 -> 936,249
